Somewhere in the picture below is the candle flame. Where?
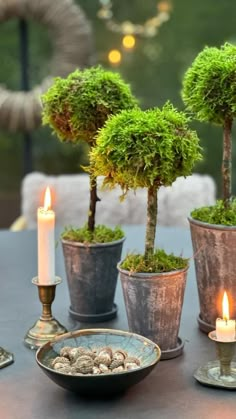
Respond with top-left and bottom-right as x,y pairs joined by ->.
222,291 -> 230,321
44,187 -> 51,211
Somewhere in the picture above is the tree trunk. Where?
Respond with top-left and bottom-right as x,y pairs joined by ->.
88,176 -> 100,232
145,186 -> 158,259
222,117 -> 233,208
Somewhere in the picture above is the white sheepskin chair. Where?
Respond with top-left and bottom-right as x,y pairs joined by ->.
20,172 -> 216,229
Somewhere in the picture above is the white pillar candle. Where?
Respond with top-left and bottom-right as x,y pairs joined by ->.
216,291 -> 236,342
216,318 -> 235,342
37,187 -> 55,284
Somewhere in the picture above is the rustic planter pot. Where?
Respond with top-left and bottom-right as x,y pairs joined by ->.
118,265 -> 188,360
62,238 -> 125,322
189,217 -> 236,333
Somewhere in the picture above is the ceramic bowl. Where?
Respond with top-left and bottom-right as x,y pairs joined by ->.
36,328 -> 161,396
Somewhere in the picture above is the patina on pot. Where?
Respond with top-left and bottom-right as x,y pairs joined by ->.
118,264 -> 188,359
62,238 -> 125,323
189,216 -> 236,333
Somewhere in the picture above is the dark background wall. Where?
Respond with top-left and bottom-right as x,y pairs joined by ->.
0,0 -> 235,227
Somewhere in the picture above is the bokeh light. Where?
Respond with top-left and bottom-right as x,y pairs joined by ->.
122,35 -> 136,49
108,49 -> 122,64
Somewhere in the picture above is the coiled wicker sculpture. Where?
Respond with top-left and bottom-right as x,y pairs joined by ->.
0,0 -> 92,132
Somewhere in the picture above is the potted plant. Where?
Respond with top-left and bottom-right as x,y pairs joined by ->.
42,65 -> 137,322
182,43 -> 236,332
90,103 -> 202,358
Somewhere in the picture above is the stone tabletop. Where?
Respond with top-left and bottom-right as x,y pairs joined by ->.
0,226 -> 235,419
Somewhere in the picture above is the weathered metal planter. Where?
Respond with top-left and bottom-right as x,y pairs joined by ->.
118,264 -> 188,360
189,216 -> 236,333
62,238 -> 125,322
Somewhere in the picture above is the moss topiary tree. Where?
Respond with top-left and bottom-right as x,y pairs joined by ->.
182,43 -> 236,211
42,65 -> 138,236
90,102 -> 202,270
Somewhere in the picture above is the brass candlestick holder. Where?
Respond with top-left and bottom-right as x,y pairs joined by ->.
24,277 -> 67,350
194,331 -> 236,389
0,347 -> 14,369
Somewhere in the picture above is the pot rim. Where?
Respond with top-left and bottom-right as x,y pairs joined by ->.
188,216 -> 236,231
117,261 -> 189,279
61,236 -> 125,248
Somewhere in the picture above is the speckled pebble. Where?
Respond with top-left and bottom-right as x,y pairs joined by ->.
51,346 -> 141,376
113,349 -> 127,361
92,366 -> 101,374
54,362 -> 68,370
59,347 -> 73,358
74,355 -> 94,374
124,357 -> 140,366
98,347 -> 113,358
56,365 -> 73,374
51,356 -> 70,367
94,353 -> 111,367
125,362 -> 139,370
99,363 -> 110,373
112,366 -> 124,373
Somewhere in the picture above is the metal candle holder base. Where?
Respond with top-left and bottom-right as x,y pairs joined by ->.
24,277 -> 67,350
0,347 -> 14,369
194,331 -> 236,389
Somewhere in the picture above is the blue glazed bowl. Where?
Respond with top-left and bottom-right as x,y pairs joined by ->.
36,328 -> 161,396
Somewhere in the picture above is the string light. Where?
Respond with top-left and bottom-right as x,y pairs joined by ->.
122,35 -> 136,50
98,1 -> 172,37
108,49 -> 122,65
97,1 -> 172,65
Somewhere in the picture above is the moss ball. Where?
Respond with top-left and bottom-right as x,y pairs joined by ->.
42,65 -> 138,146
182,43 -> 236,125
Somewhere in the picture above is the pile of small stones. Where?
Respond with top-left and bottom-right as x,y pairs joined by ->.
51,346 -> 141,375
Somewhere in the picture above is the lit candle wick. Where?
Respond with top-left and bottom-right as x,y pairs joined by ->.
44,186 -> 51,211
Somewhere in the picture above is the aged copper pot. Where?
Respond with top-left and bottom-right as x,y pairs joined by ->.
189,216 -> 236,333
118,264 -> 188,360
62,238 -> 125,322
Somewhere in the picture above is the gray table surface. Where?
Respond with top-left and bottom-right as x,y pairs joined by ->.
0,226 -> 235,419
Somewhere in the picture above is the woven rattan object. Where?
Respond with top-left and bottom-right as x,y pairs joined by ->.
0,0 -> 92,132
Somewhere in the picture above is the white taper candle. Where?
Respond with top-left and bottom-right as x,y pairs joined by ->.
37,187 -> 55,284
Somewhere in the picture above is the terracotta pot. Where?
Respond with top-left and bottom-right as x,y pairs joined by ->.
189,216 -> 236,333
62,238 -> 125,322
118,264 -> 188,359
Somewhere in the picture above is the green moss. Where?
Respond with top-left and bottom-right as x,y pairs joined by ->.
120,249 -> 188,273
182,43 -> 236,125
42,65 -> 138,233
191,199 -> 236,226
90,102 -> 202,192
61,224 -> 124,244
42,65 -> 138,146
